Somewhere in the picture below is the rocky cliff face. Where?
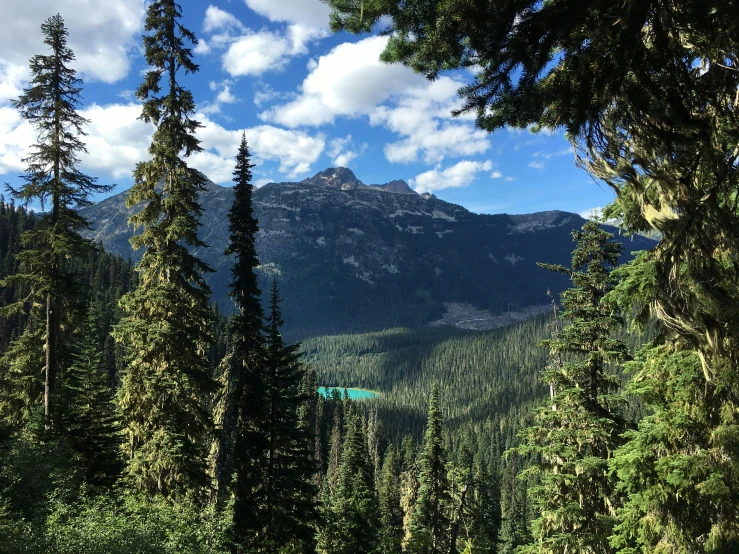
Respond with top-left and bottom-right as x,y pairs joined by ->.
81,167 -> 654,339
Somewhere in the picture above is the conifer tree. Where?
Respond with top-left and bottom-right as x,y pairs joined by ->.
261,279 -> 318,552
65,305 -> 121,489
0,14 -> 109,429
378,445 -> 404,554
113,0 -> 215,499
607,254 -> 739,552
213,132 -> 265,514
515,220 -> 627,553
331,404 -> 380,554
407,384 -> 451,554
468,457 -> 501,554
498,467 -> 530,554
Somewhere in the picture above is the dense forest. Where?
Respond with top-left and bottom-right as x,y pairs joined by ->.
2,1 -> 739,553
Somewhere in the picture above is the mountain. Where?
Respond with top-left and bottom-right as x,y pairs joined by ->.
81,167 -> 655,340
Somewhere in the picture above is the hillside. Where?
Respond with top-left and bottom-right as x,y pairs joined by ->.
81,167 -> 655,339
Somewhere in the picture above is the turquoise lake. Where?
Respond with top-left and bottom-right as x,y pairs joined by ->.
319,387 -> 380,400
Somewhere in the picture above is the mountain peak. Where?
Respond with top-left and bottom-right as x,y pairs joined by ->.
302,167 -> 362,189
377,179 -> 415,194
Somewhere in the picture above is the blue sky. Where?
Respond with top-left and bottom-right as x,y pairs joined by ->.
0,0 -> 614,216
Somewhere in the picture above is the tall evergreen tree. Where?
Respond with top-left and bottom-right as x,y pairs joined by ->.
378,445 -> 404,554
407,384 -> 451,554
213,132 -> 265,515
498,463 -> 531,554
261,279 -> 318,552
607,254 -> 739,552
515,220 -> 627,553
331,403 -> 380,554
113,0 -> 215,499
468,457 -> 501,554
0,14 -> 109,429
64,305 -> 121,489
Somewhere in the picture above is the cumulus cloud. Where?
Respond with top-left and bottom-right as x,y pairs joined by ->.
244,0 -> 331,28
0,0 -> 144,84
262,36 -> 425,126
409,160 -> 493,194
201,4 -> 327,77
222,31 -> 299,76
0,62 -> 29,106
194,114 -> 325,178
327,135 -> 367,167
263,36 -> 489,165
1,102 -> 324,183
0,102 -> 152,178
204,5 -> 245,33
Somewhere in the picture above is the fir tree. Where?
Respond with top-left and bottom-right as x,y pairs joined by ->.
407,384 -> 451,554
378,445 -> 404,554
261,279 -> 318,552
468,457 -> 501,554
331,403 -> 380,554
498,460 -> 530,554
113,0 -> 215,499
607,253 -> 739,552
213,132 -> 265,515
0,14 -> 109,429
515,220 -> 627,553
64,305 -> 121,489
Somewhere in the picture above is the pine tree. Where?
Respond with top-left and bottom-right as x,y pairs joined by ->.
399,434 -> 420,548
378,445 -> 404,554
515,220 -> 627,553
407,384 -> 451,554
498,457 -> 531,554
261,279 -> 318,552
113,0 -> 215,499
213,132 -> 265,515
468,457 -> 501,554
64,305 -> 121,489
331,403 -> 380,554
0,14 -> 109,429
607,253 -> 739,552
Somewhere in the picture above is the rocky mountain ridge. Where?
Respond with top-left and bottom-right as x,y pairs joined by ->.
82,167 -> 655,339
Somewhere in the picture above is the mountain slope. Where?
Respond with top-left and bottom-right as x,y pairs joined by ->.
81,167 -> 655,339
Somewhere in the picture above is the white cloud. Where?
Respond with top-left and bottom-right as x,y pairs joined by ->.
580,207 -> 604,220
80,103 -> 154,179
490,171 -> 503,179
0,62 -> 28,106
327,135 -> 367,167
222,31 -> 298,76
201,5 -> 326,77
529,161 -> 545,170
409,160 -> 493,194
244,0 -> 331,28
263,36 -> 489,165
0,107 -> 35,174
204,6 -> 245,33
0,103 -> 153,179
0,0 -> 144,83
195,114 -> 325,178
371,77 -> 490,164
193,39 -> 211,55
217,85 -> 237,104
253,83 -> 292,108
261,36 -> 425,127
0,102 -> 324,183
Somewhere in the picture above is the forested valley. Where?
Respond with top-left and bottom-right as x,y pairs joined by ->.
2,1 -> 739,553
